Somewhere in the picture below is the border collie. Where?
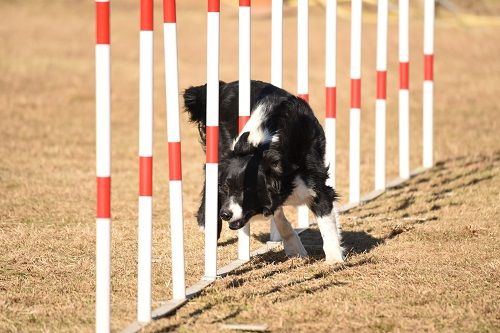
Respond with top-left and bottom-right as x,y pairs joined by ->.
183,80 -> 344,263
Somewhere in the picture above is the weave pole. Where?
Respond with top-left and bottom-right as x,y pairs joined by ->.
423,0 -> 435,168
375,0 -> 388,191
163,0 -> 186,300
297,0 -> 310,228
349,0 -> 362,204
399,0 -> 410,179
205,0 -> 220,280
324,0 -> 336,188
269,0 -> 283,242
238,0 -> 251,261
95,0 -> 111,332
137,0 -> 153,323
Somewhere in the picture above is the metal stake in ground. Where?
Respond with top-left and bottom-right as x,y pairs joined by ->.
205,0 -> 220,280
238,0 -> 251,261
163,0 -> 186,300
95,0 -> 111,332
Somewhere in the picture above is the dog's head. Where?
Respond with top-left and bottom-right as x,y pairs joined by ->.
218,132 -> 296,230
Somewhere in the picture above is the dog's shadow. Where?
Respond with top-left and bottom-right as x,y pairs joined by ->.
302,228 -> 382,258
251,229 -> 382,263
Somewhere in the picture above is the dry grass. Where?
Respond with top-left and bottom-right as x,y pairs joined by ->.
0,0 -> 499,332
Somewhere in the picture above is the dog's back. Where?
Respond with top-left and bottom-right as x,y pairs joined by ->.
183,80 -> 322,161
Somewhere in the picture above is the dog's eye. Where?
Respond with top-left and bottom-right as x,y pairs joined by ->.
222,183 -> 229,193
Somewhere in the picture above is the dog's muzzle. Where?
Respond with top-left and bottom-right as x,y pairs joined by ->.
228,219 -> 246,230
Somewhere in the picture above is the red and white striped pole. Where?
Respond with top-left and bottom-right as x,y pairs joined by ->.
137,0 -> 153,323
95,0 -> 111,332
163,0 -> 186,300
238,0 -> 251,261
349,0 -> 362,204
297,0 -> 309,228
271,0 -> 283,89
269,0 -> 282,242
324,0 -> 336,188
399,0 -> 410,179
423,0 -> 434,168
205,0 -> 220,280
375,0 -> 388,191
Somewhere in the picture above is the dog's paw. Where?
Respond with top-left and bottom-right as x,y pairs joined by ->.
323,246 -> 344,264
324,255 -> 344,264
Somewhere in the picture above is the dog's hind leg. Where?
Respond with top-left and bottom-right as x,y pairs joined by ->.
309,186 -> 344,263
272,207 -> 308,257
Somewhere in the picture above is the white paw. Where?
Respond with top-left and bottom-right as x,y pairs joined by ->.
324,245 -> 344,263
283,237 -> 308,258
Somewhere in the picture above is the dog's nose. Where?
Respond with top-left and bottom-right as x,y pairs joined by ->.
219,210 -> 233,221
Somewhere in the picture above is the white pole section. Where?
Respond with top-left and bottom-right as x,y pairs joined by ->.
164,0 -> 186,300
325,0 -> 337,188
238,0 -> 251,261
137,0 -> 153,323
349,0 -> 362,204
297,0 -> 309,102
205,0 -> 220,280
297,0 -> 309,228
95,0 -> 111,332
271,0 -> 283,88
375,0 -> 388,191
270,0 -> 282,242
423,0 -> 435,168
399,0 -> 410,179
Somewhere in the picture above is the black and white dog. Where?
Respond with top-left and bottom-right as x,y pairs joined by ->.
184,80 -> 344,263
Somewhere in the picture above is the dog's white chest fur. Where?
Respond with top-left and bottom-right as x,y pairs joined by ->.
284,176 -> 316,207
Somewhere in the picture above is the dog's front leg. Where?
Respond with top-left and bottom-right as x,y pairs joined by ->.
316,205 -> 344,263
272,207 -> 308,257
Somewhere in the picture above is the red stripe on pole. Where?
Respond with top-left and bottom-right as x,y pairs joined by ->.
377,71 -> 387,100
400,62 -> 409,90
206,126 -> 219,163
298,94 -> 309,103
139,157 -> 153,196
168,142 -> 182,181
238,116 -> 250,133
164,0 -> 176,23
325,87 -> 336,118
240,0 -> 251,6
208,0 -> 220,12
424,54 -> 433,81
97,177 -> 111,218
96,2 -> 110,44
141,0 -> 153,30
350,79 -> 361,109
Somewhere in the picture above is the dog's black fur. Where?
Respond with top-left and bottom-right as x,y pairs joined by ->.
184,80 -> 337,238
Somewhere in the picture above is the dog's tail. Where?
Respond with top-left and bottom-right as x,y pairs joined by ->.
183,83 -> 208,126
183,81 -> 233,146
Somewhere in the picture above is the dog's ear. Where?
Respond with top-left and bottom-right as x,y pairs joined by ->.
232,132 -> 254,155
262,149 -> 282,175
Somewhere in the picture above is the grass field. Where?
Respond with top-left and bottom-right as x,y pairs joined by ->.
0,0 -> 499,332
